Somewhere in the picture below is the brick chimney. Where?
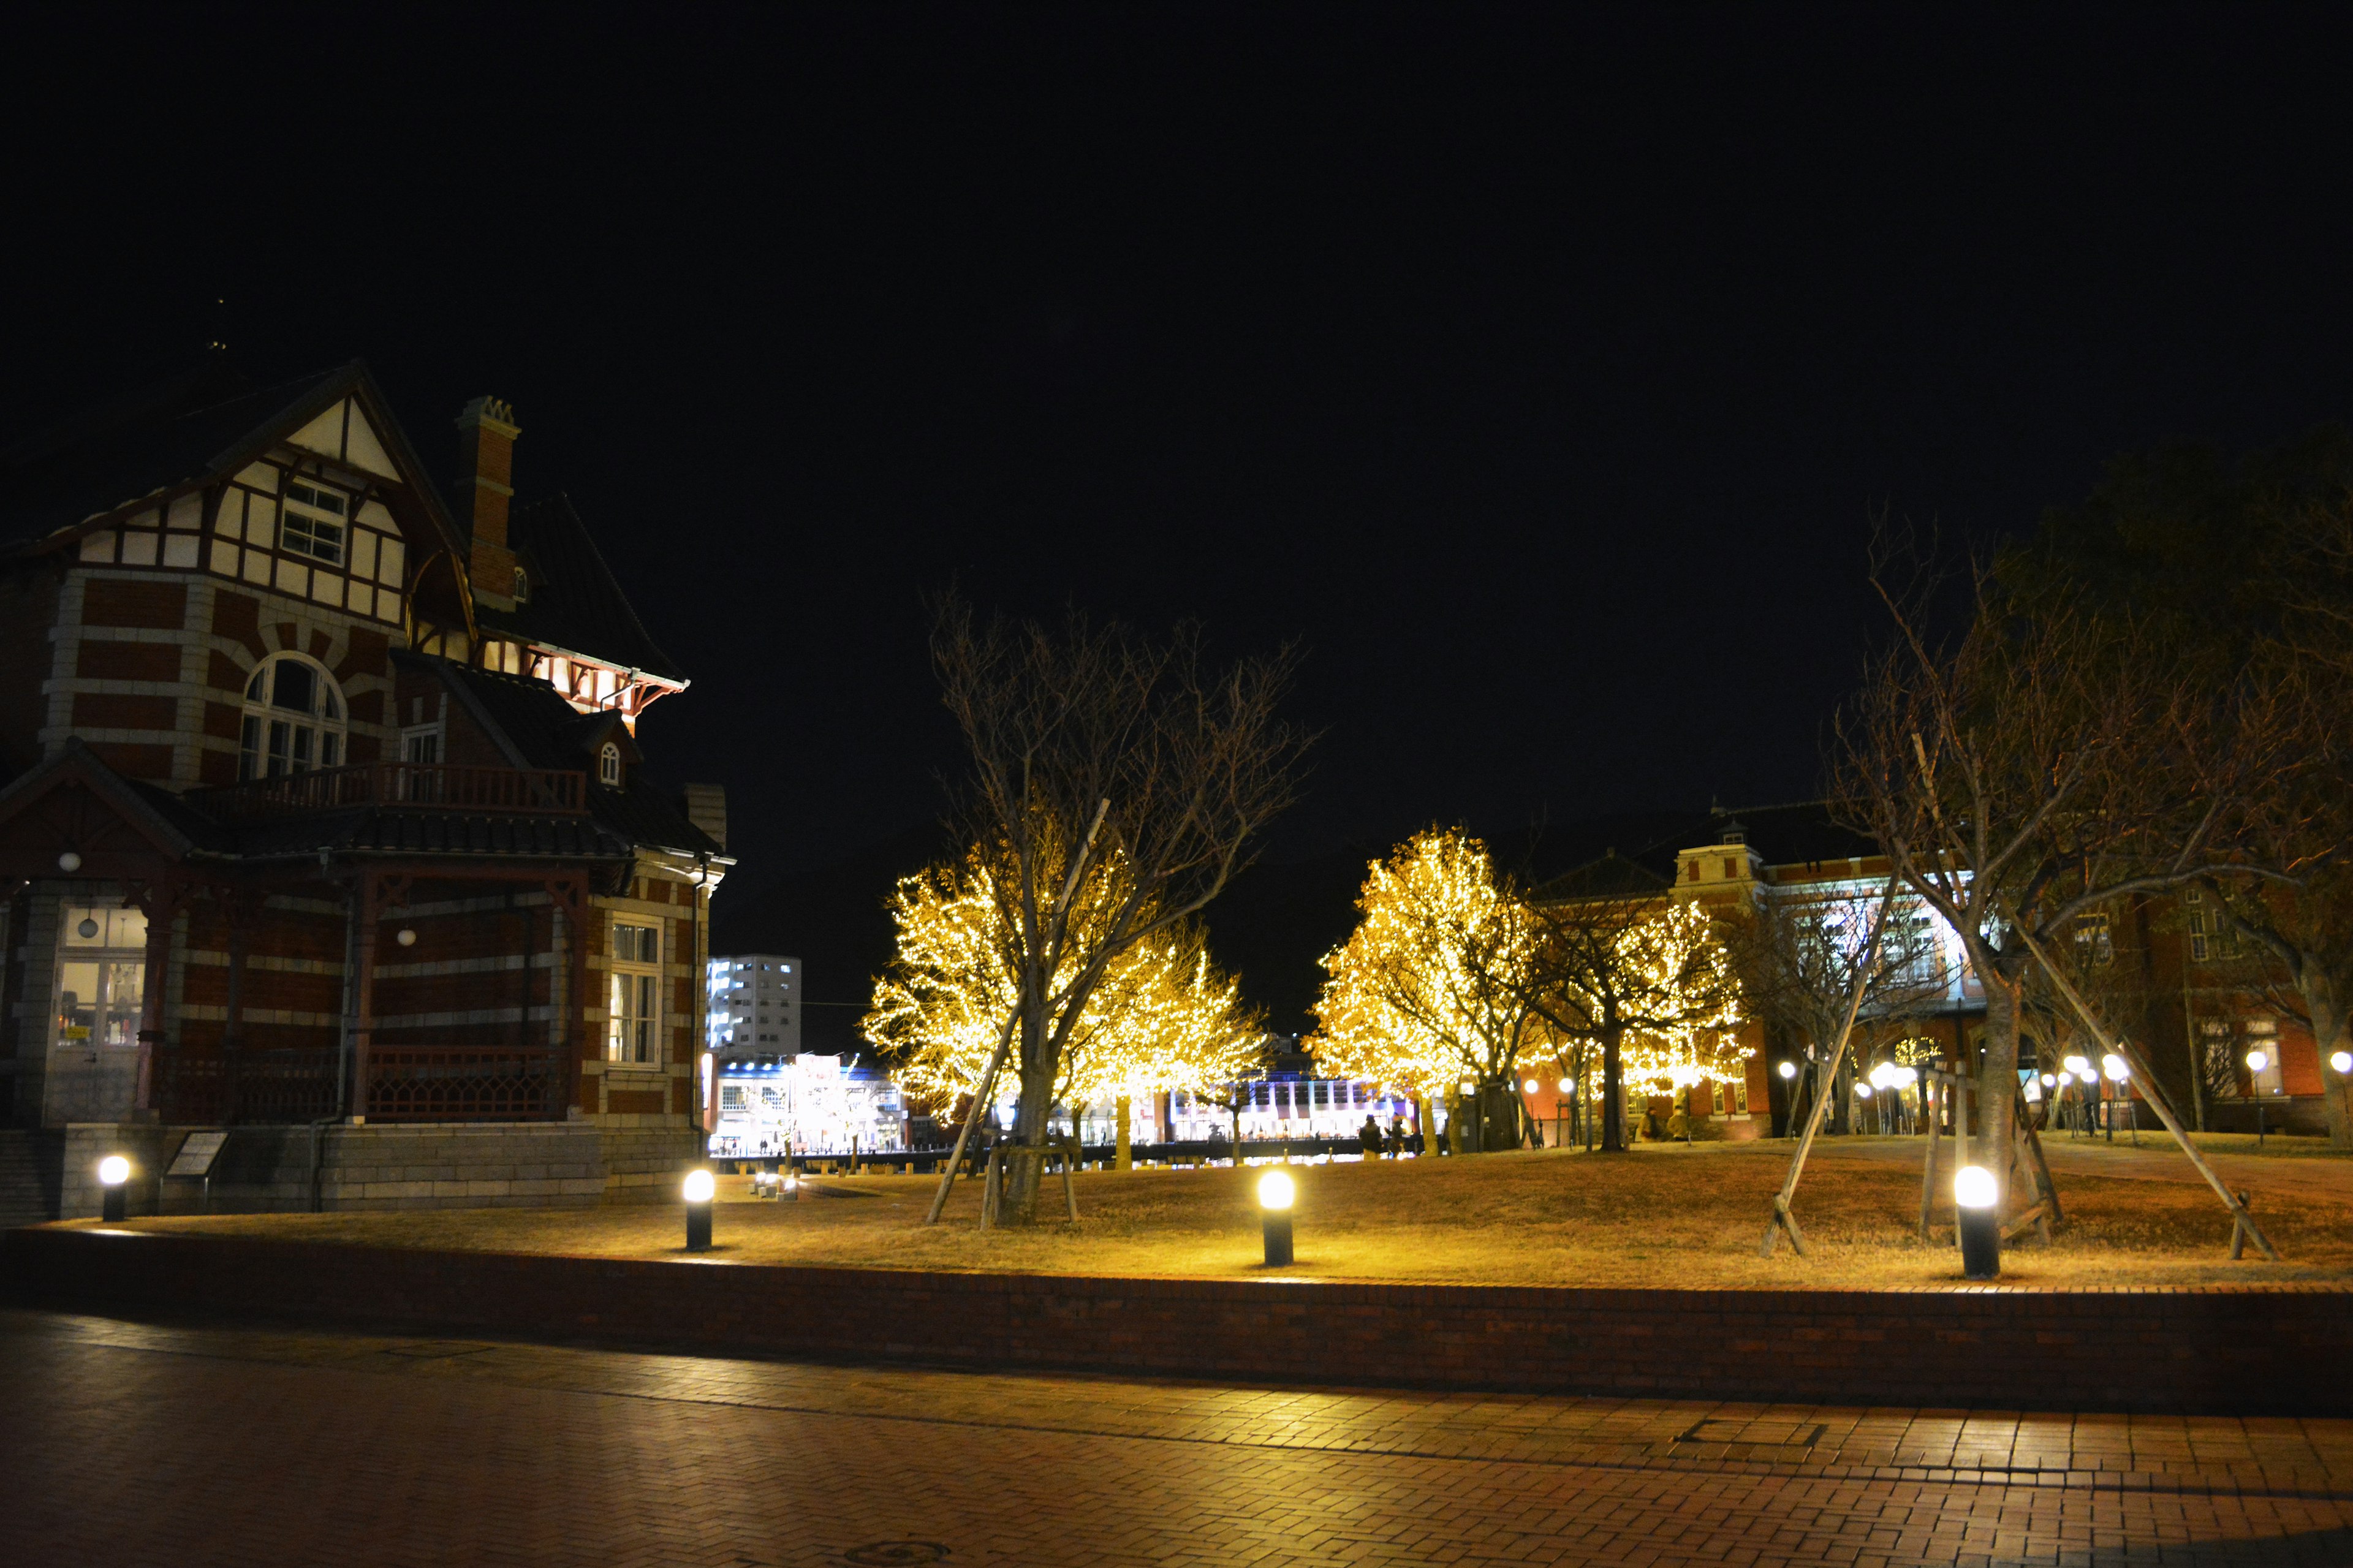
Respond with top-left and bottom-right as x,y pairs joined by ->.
455,395 -> 520,610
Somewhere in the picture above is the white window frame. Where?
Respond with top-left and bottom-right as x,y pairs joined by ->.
599,742 -> 622,786
55,904 -> 151,1051
607,918 -> 663,1066
239,653 -> 347,780
281,479 -> 350,565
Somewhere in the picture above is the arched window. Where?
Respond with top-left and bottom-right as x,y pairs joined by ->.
239,654 -> 347,780
599,742 -> 622,786
512,567 -> 529,602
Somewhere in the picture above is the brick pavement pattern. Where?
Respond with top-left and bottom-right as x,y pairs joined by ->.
3,1309 -> 2350,1567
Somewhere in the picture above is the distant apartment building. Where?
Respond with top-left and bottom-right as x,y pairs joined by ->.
706,954 -> 801,1055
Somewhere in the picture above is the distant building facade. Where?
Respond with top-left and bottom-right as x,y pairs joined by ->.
1518,803 -> 2343,1141
0,360 -> 732,1214
705,953 -> 800,1055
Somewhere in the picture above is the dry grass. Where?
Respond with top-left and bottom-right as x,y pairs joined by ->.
115,1139 -> 2353,1292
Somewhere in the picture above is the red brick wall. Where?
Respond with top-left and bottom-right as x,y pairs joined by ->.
7,1229 -> 2348,1417
81,578 -> 187,630
76,640 -> 180,681
0,572 -> 60,773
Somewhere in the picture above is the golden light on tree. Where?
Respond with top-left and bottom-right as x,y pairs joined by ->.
1525,887 -> 1745,1151
1313,827 -> 1546,1149
865,844 -> 1263,1123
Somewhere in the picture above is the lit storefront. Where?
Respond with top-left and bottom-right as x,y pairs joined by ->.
710,1054 -> 905,1159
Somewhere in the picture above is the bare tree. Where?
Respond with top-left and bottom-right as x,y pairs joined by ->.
1727,883 -> 1946,1127
1834,541 -> 2295,1208
929,597 -> 1310,1223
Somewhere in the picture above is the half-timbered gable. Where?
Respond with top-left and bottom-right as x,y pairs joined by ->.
0,358 -> 732,1215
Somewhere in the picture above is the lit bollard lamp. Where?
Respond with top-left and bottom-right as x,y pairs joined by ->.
683,1168 -> 715,1252
97,1154 -> 131,1222
1257,1168 -> 1295,1266
1954,1165 -> 1999,1281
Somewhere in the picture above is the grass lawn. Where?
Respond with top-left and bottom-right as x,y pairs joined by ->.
112,1138 -> 2353,1291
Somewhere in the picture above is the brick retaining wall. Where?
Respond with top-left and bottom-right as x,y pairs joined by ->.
5,1226 -> 2349,1414
55,1123 -> 702,1217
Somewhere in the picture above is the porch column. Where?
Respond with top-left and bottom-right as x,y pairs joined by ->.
349,873 -> 382,1122
131,881 -> 181,1118
220,892 -> 260,1124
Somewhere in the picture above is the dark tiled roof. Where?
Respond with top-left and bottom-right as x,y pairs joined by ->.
0,362 -> 350,551
427,657 -> 721,858
1526,801 -> 1881,894
476,493 -> 687,683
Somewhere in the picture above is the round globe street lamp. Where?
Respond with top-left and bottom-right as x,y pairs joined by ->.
1257,1168 -> 1295,1267
1954,1164 -> 1999,1280
2246,1049 -> 2272,1146
97,1154 -> 131,1222
683,1168 -> 715,1251
2331,1050 -> 2352,1075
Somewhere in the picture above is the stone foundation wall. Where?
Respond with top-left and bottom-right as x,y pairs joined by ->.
56,1121 -> 703,1216
6,1226 -> 2349,1415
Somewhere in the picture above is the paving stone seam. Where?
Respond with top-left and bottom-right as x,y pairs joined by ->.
27,1320 -> 2353,1507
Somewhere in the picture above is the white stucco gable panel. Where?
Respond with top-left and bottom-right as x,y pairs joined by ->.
286,398 -> 402,480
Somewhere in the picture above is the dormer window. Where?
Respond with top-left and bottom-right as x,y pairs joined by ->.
513,567 -> 529,602
281,480 -> 348,565
599,742 -> 622,786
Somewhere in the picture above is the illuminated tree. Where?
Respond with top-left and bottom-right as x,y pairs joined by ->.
1314,828 -> 1546,1150
866,844 -> 1267,1140
929,597 -> 1308,1222
1522,875 -> 1743,1152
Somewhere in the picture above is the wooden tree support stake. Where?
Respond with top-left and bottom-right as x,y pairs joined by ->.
2014,924 -> 2281,1263
1759,876 -> 1901,1258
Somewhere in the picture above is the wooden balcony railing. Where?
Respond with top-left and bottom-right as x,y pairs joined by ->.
188,762 -> 589,821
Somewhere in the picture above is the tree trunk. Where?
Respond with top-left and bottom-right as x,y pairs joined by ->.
1115,1094 -> 1132,1171
2297,957 -> 2353,1151
1001,1015 -> 1056,1223
1478,1083 -> 1520,1151
1599,1026 -> 1627,1151
1976,961 -> 2023,1208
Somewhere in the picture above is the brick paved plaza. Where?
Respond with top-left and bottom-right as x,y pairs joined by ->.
4,1308 -> 2349,1567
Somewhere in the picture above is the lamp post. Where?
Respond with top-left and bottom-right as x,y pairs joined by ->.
683,1167 -> 714,1251
97,1154 -> 130,1222
1777,1060 -> 1797,1138
1954,1164 -> 1999,1278
2103,1053 -> 2137,1146
2246,1050 -> 2270,1148
1257,1168 -> 1295,1266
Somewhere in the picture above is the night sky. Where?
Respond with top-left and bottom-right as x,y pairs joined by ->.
9,8 -> 2353,1021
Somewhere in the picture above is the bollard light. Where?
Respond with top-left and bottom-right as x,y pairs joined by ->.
2332,1050 -> 2352,1075
98,1154 -> 131,1222
683,1167 -> 714,1251
1953,1165 -> 1999,1279
1257,1168 -> 1295,1267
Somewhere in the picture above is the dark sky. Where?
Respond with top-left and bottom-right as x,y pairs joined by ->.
9,6 -> 2353,926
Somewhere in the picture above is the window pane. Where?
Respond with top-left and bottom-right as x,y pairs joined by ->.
267,720 -> 291,776
319,732 -> 340,768
58,961 -> 99,1041
273,660 -> 316,714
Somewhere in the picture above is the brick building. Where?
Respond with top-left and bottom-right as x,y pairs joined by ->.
0,359 -> 732,1214
1516,803 -> 2345,1143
